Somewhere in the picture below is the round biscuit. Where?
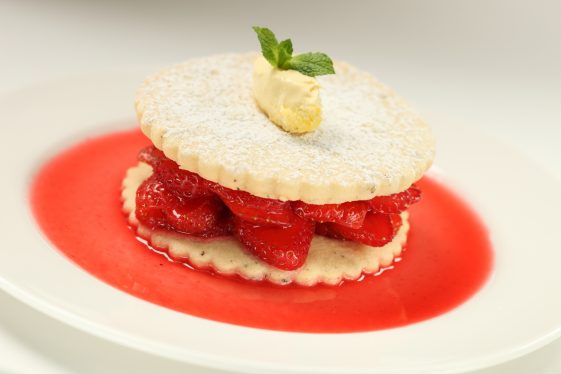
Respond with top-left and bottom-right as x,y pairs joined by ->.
135,53 -> 434,204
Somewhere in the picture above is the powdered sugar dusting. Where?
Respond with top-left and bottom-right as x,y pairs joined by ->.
136,53 -> 434,204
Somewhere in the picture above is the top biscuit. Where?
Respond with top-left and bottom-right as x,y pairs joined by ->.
135,53 -> 435,204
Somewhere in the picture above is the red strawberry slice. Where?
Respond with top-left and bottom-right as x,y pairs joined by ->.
292,200 -> 369,229
369,185 -> 421,214
234,216 -> 315,270
213,185 -> 295,226
138,146 -> 165,168
135,175 -> 175,229
138,146 -> 214,199
165,196 -> 229,236
157,165 -> 214,199
136,175 -> 230,237
316,212 -> 402,247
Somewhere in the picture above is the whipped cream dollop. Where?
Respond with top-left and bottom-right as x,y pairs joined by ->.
252,56 -> 321,134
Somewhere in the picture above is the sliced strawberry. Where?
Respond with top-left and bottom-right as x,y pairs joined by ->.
139,146 -> 214,199
156,165 -> 214,199
369,185 -> 421,214
138,146 -> 165,168
212,185 -> 295,226
234,216 -> 315,270
165,196 -> 229,236
135,175 -> 175,230
292,200 -> 369,229
316,212 -> 402,247
136,174 -> 230,237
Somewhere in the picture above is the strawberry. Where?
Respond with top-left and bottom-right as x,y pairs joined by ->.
233,216 -> 315,270
292,200 -> 368,229
136,175 -> 230,237
316,212 -> 402,247
157,165 -> 214,199
164,196 -> 229,236
212,185 -> 295,226
369,185 -> 421,214
138,146 -> 214,199
135,175 -> 175,230
138,146 -> 165,168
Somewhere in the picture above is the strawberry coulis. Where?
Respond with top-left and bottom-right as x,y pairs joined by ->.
30,128 -> 493,333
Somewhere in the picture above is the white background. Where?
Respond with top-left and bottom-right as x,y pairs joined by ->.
1,0 -> 560,373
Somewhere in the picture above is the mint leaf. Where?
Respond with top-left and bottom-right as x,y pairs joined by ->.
252,27 -> 335,76
277,39 -> 293,68
252,26 -> 279,67
286,53 -> 335,77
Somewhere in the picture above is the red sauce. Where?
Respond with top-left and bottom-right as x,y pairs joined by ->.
30,128 -> 493,333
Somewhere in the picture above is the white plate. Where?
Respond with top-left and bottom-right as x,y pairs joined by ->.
1,72 -> 561,374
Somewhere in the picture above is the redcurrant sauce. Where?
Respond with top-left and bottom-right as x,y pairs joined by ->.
30,128 -> 493,332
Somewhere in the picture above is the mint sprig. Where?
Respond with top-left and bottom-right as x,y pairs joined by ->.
252,26 -> 335,77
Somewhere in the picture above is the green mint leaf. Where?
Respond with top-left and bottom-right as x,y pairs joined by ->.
252,27 -> 335,76
277,39 -> 293,68
252,26 -> 279,67
286,52 -> 335,77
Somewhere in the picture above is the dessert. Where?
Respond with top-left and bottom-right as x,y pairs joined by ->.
30,27 -> 493,332
122,27 -> 435,285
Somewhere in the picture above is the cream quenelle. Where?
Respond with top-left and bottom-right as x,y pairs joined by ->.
252,55 -> 322,134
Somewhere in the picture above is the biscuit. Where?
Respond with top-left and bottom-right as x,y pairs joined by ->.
135,53 -> 434,204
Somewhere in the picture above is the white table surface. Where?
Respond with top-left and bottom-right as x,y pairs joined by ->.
1,1 -> 560,373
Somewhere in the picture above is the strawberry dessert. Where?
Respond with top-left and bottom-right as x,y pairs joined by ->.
119,27 -> 435,285
30,26 -> 494,331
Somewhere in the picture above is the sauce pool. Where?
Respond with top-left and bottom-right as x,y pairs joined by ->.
30,128 -> 493,332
